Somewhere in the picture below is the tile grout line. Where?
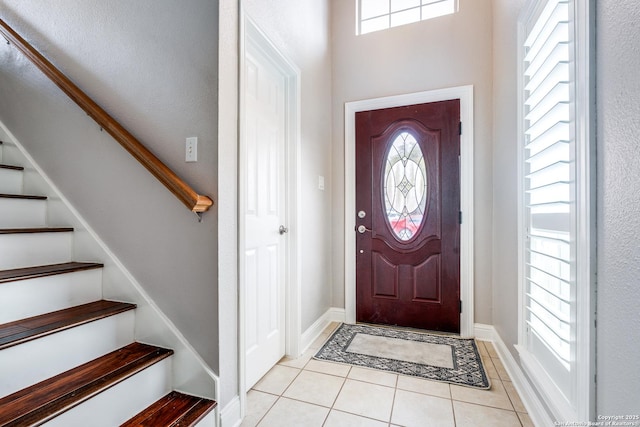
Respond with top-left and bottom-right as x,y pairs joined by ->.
254,362 -> 307,427
253,394 -> 279,427
388,383 -> 398,426
459,343 -> 530,425
321,365 -> 350,427
451,396 -> 458,427
482,340 -> 530,417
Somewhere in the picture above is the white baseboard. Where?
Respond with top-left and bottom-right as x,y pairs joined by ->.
300,307 -> 346,354
220,395 -> 241,427
474,323 -> 553,427
327,307 -> 347,323
473,323 -> 496,341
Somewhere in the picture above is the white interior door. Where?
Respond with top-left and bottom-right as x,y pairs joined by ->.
242,38 -> 287,390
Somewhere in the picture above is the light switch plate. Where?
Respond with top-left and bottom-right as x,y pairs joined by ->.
186,137 -> 197,162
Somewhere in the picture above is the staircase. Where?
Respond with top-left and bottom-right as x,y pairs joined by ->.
0,139 -> 217,426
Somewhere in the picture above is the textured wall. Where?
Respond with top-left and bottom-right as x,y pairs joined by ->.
0,1 -> 220,369
331,0 -> 495,324
596,0 -> 640,415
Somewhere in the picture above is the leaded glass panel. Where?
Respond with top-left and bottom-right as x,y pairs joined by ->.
383,132 -> 427,241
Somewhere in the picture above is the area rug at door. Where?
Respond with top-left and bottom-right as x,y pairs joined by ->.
314,323 -> 490,389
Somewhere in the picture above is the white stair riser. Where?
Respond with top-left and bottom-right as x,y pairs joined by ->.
0,269 -> 103,324
44,357 -> 173,427
0,232 -> 72,269
0,310 -> 135,397
194,409 -> 217,427
0,198 -> 47,228
0,168 -> 23,194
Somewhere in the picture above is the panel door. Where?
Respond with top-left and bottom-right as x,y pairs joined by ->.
355,100 -> 461,333
243,44 -> 287,390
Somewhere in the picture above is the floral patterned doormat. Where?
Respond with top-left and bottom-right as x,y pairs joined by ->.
314,323 -> 490,389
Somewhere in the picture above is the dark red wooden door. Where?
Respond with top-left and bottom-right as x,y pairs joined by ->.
355,100 -> 460,333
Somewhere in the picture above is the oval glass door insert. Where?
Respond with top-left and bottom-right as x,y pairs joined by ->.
383,131 -> 427,241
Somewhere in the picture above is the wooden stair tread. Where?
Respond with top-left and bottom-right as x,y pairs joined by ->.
0,164 -> 24,171
0,227 -> 74,234
0,262 -> 104,284
0,342 -> 173,426
0,193 -> 47,200
121,391 -> 217,427
0,300 -> 136,350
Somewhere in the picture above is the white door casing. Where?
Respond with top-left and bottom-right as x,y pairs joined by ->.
239,15 -> 302,395
344,86 -> 475,338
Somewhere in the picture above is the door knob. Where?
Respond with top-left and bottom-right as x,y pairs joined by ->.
357,225 -> 372,234
279,225 -> 289,235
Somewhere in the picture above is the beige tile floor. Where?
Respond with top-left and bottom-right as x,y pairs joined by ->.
242,323 -> 534,427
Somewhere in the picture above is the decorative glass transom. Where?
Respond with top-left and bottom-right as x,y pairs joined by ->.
383,131 -> 427,241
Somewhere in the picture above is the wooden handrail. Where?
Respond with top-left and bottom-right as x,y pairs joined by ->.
0,19 -> 213,214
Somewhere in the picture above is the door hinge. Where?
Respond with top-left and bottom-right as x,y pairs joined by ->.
459,211 -> 462,224
459,300 -> 463,313
459,121 -> 462,135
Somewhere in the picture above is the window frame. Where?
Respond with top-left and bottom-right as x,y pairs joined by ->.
516,0 -> 595,422
356,0 -> 458,35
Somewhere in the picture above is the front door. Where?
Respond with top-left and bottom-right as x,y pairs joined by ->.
355,100 -> 461,333
242,34 -> 287,390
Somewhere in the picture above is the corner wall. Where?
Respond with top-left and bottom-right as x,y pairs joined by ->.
218,0 -> 240,412
490,0 -> 525,360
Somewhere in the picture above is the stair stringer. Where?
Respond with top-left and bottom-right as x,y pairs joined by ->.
0,123 -> 220,409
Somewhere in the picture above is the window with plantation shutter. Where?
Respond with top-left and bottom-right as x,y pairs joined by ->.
524,0 -> 572,377
517,0 -> 594,422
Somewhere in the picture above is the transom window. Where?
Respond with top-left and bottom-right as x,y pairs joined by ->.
357,0 -> 457,35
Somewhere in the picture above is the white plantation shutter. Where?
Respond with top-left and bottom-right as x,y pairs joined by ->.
523,0 -> 573,380
519,0 -> 594,421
